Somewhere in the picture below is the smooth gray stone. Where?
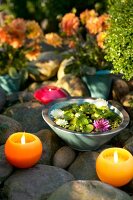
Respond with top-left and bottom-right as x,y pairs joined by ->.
1,164 -> 74,200
48,180 -> 132,200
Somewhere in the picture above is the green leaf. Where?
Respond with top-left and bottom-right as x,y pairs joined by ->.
8,67 -> 18,78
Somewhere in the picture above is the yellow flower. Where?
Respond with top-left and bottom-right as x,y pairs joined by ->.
25,44 -> 41,61
60,13 -> 79,36
26,21 -> 43,39
44,33 -> 62,47
96,31 -> 107,49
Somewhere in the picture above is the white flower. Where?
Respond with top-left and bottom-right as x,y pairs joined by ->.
50,109 -> 64,119
93,98 -> 108,108
75,113 -> 80,118
56,119 -> 68,126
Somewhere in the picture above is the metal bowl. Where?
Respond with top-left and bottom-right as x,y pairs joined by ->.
42,97 -> 129,151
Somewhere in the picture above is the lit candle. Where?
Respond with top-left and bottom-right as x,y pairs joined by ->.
34,86 -> 68,104
5,132 -> 42,168
96,147 -> 133,187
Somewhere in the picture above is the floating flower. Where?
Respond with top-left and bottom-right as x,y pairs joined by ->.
93,119 -> 111,132
44,33 -> 62,47
60,13 -> 79,36
51,102 -> 121,133
56,119 -> 68,127
51,109 -> 64,119
75,113 -> 80,118
93,98 -> 108,108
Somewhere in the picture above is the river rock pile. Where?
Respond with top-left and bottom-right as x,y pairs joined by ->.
0,76 -> 133,200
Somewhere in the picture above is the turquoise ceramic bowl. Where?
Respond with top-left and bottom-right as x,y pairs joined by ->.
42,97 -> 129,151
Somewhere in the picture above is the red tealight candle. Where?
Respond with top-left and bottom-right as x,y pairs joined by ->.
34,86 -> 68,104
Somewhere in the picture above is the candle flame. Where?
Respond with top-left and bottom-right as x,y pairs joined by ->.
21,134 -> 26,144
49,89 -> 52,91
114,151 -> 118,163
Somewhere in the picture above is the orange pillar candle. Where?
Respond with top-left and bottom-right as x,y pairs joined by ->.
96,147 -> 133,187
5,132 -> 43,168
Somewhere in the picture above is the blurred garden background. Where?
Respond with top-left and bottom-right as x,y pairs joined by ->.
0,0 -> 132,101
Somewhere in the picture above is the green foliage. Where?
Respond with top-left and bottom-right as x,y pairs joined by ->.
52,102 -> 121,133
0,45 -> 27,76
64,34 -> 110,76
105,0 -> 133,80
0,46 -> 30,88
0,0 -> 46,22
129,99 -> 133,108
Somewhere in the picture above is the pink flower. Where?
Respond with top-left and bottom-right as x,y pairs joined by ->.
93,119 -> 111,132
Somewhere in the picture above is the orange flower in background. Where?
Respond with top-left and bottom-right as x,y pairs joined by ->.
0,18 -> 26,48
80,9 -> 98,25
86,13 -> 109,35
0,17 -> 44,50
86,17 -> 100,34
60,13 -> 79,36
98,14 -> 109,31
0,26 -> 24,48
0,15 -> 45,76
96,31 -> 107,49
8,36 -> 24,49
44,33 -> 62,47
68,40 -> 76,48
9,18 -> 26,35
7,32 -> 25,48
26,21 -> 43,39
0,27 -> 10,44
